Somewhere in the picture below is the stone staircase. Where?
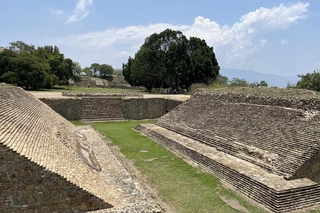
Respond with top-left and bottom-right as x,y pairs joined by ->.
81,97 -> 124,120
156,96 -> 320,179
74,76 -> 96,87
135,90 -> 320,212
136,124 -> 320,213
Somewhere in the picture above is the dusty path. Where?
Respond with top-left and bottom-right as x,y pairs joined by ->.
28,91 -> 190,101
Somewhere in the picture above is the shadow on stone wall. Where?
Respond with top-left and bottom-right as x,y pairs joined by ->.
40,97 -> 183,120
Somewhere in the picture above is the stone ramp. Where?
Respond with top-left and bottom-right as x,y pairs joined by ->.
95,78 -> 105,87
133,90 -> 320,212
156,94 -> 320,180
78,126 -> 161,213
136,124 -> 320,213
0,87 -> 161,212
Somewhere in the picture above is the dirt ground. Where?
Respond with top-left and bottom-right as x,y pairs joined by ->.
28,91 -> 190,101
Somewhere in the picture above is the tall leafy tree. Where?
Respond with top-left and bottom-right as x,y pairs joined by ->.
0,41 -> 74,89
82,67 -> 93,76
122,57 -> 135,85
9,41 -> 35,54
73,61 -> 82,76
90,63 -> 100,76
0,49 -> 17,77
123,29 -> 220,92
99,64 -> 114,77
8,53 -> 51,89
296,70 -> 320,91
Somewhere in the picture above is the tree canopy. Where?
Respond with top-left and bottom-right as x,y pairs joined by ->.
295,70 -> 320,91
123,29 -> 220,91
0,41 -> 75,89
90,63 -> 114,77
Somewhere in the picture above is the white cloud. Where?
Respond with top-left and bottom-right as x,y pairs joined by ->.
65,0 -> 93,24
259,39 -> 267,47
51,2 -> 309,67
51,9 -> 64,17
280,39 -> 289,46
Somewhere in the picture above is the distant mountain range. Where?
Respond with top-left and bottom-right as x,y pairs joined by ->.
220,68 -> 299,88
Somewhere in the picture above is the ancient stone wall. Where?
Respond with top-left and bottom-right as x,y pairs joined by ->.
123,98 -> 182,120
40,96 -> 182,120
40,98 -> 83,120
81,97 -> 124,120
62,92 -> 142,97
193,90 -> 320,111
135,124 -> 320,213
0,144 -> 110,212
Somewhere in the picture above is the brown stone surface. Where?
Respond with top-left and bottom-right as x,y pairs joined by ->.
134,89 -> 320,212
156,91 -> 320,179
0,87 -> 161,212
29,91 -> 185,121
136,124 -> 320,213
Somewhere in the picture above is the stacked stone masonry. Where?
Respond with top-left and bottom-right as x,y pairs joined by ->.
41,92 -> 182,121
0,87 -> 161,212
40,98 -> 83,120
135,90 -> 320,212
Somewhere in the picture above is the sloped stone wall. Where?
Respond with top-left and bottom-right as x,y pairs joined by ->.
135,124 -> 320,213
40,98 -> 83,120
0,144 -> 111,212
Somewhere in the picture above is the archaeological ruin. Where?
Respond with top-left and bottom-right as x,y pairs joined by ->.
0,86 -> 161,212
40,92 -> 182,121
4,84 -> 320,212
136,89 -> 320,212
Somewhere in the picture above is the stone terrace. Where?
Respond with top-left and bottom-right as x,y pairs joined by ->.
136,89 -> 320,212
62,92 -> 142,121
0,87 -> 160,212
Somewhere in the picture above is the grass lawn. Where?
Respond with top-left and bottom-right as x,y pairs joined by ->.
91,120 -> 267,213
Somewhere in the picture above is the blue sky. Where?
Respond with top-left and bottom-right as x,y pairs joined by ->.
0,0 -> 319,76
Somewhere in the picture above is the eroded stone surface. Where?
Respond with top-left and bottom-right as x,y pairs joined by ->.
0,87 -> 161,212
135,90 -> 320,212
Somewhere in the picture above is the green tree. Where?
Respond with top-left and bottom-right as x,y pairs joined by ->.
8,53 -> 51,89
99,64 -> 114,77
9,41 -> 35,54
82,67 -> 93,76
1,41 -> 73,89
90,63 -> 100,76
296,70 -> 320,91
214,74 -> 228,85
123,29 -> 219,92
259,80 -> 268,87
73,62 -> 82,76
122,57 -> 135,85
0,49 -> 17,78
186,37 -> 220,89
228,78 -> 248,86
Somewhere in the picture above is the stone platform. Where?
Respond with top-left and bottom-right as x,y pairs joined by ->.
134,89 -> 320,212
0,86 -> 160,212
